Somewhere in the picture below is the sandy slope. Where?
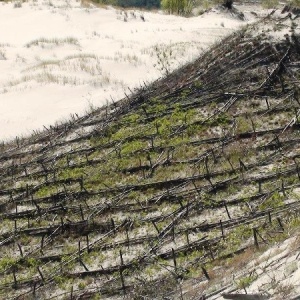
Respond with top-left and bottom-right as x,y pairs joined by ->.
0,0 -> 257,140
209,235 -> 300,299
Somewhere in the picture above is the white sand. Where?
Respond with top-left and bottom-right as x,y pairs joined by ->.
0,0 -> 256,140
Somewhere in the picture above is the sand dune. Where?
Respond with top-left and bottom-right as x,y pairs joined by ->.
0,0 -> 257,140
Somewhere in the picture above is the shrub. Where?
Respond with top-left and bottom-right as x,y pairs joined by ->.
13,1 -> 22,7
0,257 -> 18,272
237,275 -> 257,292
161,0 -> 193,15
259,191 -> 284,211
290,0 -> 300,7
262,0 -> 279,8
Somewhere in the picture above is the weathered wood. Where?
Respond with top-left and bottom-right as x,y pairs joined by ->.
37,266 -> 45,282
185,230 -> 190,246
224,201 -> 231,220
152,220 -> 160,234
80,204 -> 84,220
268,211 -> 272,224
220,220 -> 225,239
201,266 -> 210,280
277,217 -> 284,231
13,269 -> 17,289
222,293 -> 269,300
119,249 -> 124,267
172,248 -> 177,271
119,267 -> 126,295
86,234 -> 90,253
253,228 -> 259,249
17,243 -> 23,257
79,259 -> 89,272
70,286 -> 74,300
111,218 -> 116,234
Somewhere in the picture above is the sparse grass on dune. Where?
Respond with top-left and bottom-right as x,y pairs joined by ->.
5,53 -> 128,88
24,55 -> 102,75
25,37 -> 80,48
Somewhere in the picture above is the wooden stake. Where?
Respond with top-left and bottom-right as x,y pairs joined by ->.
152,220 -> 160,234
60,217 -> 64,233
239,158 -> 246,171
33,281 -> 37,295
167,149 -> 170,163
201,266 -> 210,280
111,218 -> 116,234
86,234 -> 90,253
155,121 -> 159,134
119,267 -> 126,295
275,134 -> 281,148
227,157 -> 234,171
250,115 -> 256,132
119,249 -> 124,266
100,265 -> 109,280
172,226 -> 175,242
205,156 -> 209,175
281,179 -> 286,196
70,286 -> 73,300
150,136 -> 154,149
206,176 -> 214,189
268,211 -> 272,224
79,204 -> 84,220
139,158 -> 145,179
186,200 -> 190,218
119,248 -> 126,293
26,184 -> 29,198
220,220 -> 225,240
17,243 -> 23,257
296,164 -> 300,180
139,103 -> 147,117
78,241 -> 81,260
186,230 -> 190,246
84,198 -> 89,209
178,199 -> 184,209
253,228 -> 259,249
40,235 -> 45,255
13,269 -> 17,288
24,166 -> 28,176
33,200 -> 41,216
79,259 -> 89,271
224,201 -> 231,219
37,266 -> 45,282
172,248 -> 177,271
211,149 -> 217,163
258,181 -> 262,193
265,97 -> 270,110
80,176 -> 84,191
192,180 -> 201,195
126,228 -> 130,250
147,153 -> 152,170
277,217 -> 284,231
